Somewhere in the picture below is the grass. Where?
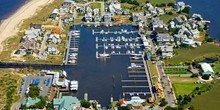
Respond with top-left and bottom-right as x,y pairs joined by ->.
90,3 -> 101,9
159,13 -> 179,24
148,61 -> 158,83
164,68 -> 191,74
74,19 -> 84,23
0,69 -> 23,109
122,18 -> 132,23
172,82 -> 202,96
213,65 -> 220,76
137,0 -> 175,6
121,3 -> 144,12
169,76 -> 198,83
186,80 -> 220,110
165,44 -> 220,65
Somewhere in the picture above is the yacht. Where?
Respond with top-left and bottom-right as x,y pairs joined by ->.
70,48 -> 78,52
99,53 -> 110,57
111,51 -> 115,54
68,60 -> 76,64
111,44 -> 115,49
127,50 -> 130,54
129,37 -> 132,42
131,56 -> 141,60
128,63 -> 142,69
122,36 -> 125,42
100,30 -> 104,34
110,37 -> 114,42
70,80 -> 78,91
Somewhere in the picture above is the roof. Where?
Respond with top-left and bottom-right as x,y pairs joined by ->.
119,99 -> 127,106
53,96 -> 80,110
19,39 -> 35,50
202,71 -> 213,75
201,63 -> 214,73
22,97 -> 40,106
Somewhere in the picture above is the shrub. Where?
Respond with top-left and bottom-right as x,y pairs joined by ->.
202,74 -> 210,80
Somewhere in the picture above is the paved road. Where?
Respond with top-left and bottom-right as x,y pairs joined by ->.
156,61 -> 176,107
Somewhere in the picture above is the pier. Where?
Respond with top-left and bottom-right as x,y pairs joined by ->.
64,30 -> 80,65
92,30 -> 139,35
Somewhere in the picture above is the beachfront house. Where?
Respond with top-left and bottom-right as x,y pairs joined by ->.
173,15 -> 187,24
50,9 -> 59,19
93,8 -> 99,16
76,4 -> 85,13
59,6 -> 69,13
16,39 -> 36,55
46,45 -> 59,55
151,17 -> 167,31
22,27 -> 42,41
63,0 -> 75,7
53,96 -> 81,110
30,23 -> 42,30
94,15 -> 101,22
175,2 -> 185,12
85,13 -> 92,22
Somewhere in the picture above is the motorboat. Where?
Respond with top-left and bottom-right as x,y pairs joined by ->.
111,51 -> 115,54
131,56 -> 141,60
110,37 -> 114,42
99,53 -> 110,58
129,37 -> 133,42
128,63 -> 142,69
68,60 -> 76,64
100,30 -> 104,34
70,48 -> 78,52
127,50 -> 130,54
70,80 -> 78,91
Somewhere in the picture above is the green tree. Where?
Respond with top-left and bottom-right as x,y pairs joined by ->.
159,98 -> 168,106
202,74 -> 210,80
80,99 -> 91,108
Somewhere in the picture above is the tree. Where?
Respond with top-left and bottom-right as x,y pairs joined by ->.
159,98 -> 168,106
167,3 -> 175,7
119,106 -> 130,110
188,106 -> 196,110
202,74 -> 210,80
80,99 -> 91,108
182,7 -> 190,13
177,95 -> 182,100
195,17 -> 201,21
93,102 -> 97,109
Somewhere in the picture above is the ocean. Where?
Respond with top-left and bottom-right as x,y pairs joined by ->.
0,0 -> 27,21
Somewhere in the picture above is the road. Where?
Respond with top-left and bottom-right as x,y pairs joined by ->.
156,61 -> 176,107
38,32 -> 48,60
150,38 -> 176,107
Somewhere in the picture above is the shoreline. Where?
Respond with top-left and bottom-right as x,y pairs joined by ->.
0,0 -> 54,53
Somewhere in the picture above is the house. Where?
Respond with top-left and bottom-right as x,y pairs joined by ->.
30,23 -> 42,30
53,96 -> 81,110
50,9 -> 59,19
176,1 -> 185,11
154,27 -> 168,34
127,96 -> 145,107
183,38 -> 195,46
144,3 -> 153,10
152,17 -> 167,30
94,15 -> 101,22
47,34 -> 61,44
174,33 -> 187,41
16,39 -> 36,55
160,45 -> 173,58
46,45 -> 59,55
77,4 -> 85,13
59,6 -> 69,13
115,8 -> 123,15
63,0 -> 75,7
103,14 -> 111,22
22,27 -> 42,41
169,21 -> 175,28
22,97 -> 40,107
123,9 -> 129,15
200,63 -> 214,75
191,13 -> 203,20
51,27 -> 61,35
46,71 -> 70,88
85,13 -> 92,22
173,15 -> 187,24
60,70 -> 67,78
190,29 -> 200,38
132,13 -> 141,22
118,99 -> 127,107
156,33 -> 174,44
86,5 -> 92,13
157,8 -> 165,15
93,8 -> 99,16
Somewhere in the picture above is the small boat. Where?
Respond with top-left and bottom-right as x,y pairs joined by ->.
128,63 -> 142,69
110,37 -> 114,42
99,53 -> 110,58
70,80 -> 78,91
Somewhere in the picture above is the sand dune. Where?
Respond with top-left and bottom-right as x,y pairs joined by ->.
0,0 -> 54,53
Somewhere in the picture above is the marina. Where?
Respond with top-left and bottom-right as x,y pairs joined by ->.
95,28 -> 144,59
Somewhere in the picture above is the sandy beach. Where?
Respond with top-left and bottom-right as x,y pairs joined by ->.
0,0 -> 54,53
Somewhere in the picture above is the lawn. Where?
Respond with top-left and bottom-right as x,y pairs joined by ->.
213,64 -> 220,76
164,68 -> 191,74
172,82 -> 202,96
159,13 -> 179,24
137,0 -> 175,6
121,3 -> 145,12
90,3 -> 101,9
186,80 -> 220,110
165,44 -> 220,65
74,19 -> 84,23
148,61 -> 158,83
169,76 -> 198,83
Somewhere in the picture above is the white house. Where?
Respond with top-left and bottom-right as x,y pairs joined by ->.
176,2 -> 185,11
47,34 -> 61,44
200,63 -> 214,75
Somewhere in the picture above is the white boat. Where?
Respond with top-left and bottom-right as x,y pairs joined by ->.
73,30 -> 80,33
68,60 -> 76,64
129,37 -> 132,42
131,50 -> 135,54
105,45 -> 108,50
128,63 -> 142,69
102,37 -> 105,42
131,56 -> 140,60
70,80 -> 78,91
125,38 -> 128,42
110,23 -> 113,27
111,51 -> 115,54
99,53 -> 110,57
69,53 -> 78,57
100,30 -> 104,34
130,43 -> 134,49
110,37 -> 114,42
72,33 -> 80,36
122,36 -> 125,42
69,56 -> 77,60
127,50 -> 130,54
131,53 -> 142,56
111,44 -> 115,49
70,48 -> 78,51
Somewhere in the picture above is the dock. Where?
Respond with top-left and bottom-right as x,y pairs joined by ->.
64,30 -> 80,65
92,30 -> 139,35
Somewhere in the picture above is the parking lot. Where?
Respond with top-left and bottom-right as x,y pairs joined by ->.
24,74 -> 53,97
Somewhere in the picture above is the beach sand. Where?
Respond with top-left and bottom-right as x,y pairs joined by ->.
0,0 -> 54,53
